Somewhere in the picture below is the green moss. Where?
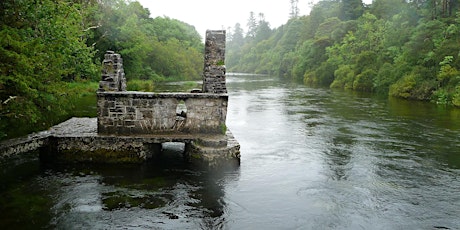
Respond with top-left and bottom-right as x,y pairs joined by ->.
216,60 -> 225,66
220,123 -> 227,135
190,153 -> 202,159
58,149 -> 143,164
102,191 -> 169,210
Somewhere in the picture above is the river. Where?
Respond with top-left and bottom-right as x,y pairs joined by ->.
1,75 -> 459,229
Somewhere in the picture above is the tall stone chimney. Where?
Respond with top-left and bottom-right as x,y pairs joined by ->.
202,30 -> 227,94
98,51 -> 127,92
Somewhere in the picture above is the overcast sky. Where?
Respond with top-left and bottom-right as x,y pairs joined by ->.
136,0 -> 313,38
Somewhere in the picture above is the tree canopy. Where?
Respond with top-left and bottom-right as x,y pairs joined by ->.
227,0 -> 460,107
0,0 -> 204,139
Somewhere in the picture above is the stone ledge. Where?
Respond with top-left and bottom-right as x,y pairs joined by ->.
97,92 -> 228,99
0,132 -> 49,160
1,117 -> 240,167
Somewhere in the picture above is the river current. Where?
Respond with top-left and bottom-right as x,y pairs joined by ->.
1,75 -> 459,229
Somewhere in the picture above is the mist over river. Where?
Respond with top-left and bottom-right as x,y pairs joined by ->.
1,75 -> 459,229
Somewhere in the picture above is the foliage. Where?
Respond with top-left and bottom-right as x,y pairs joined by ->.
89,1 -> 203,80
226,0 -> 460,107
0,0 -> 99,139
331,65 -> 355,90
0,0 -> 205,139
453,86 -> 460,107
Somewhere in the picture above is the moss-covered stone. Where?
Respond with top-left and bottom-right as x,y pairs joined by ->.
102,191 -> 170,210
57,149 -> 144,164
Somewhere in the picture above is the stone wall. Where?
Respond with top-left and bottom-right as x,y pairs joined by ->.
202,30 -> 227,94
97,92 -> 228,135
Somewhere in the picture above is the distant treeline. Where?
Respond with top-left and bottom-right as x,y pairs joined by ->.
227,0 -> 460,107
0,0 -> 204,139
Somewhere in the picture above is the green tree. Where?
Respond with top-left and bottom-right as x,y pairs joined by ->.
89,1 -> 203,80
0,0 -> 207,139
247,12 -> 258,38
227,23 -> 245,69
226,0 -> 460,107
0,0 -> 98,139
255,13 -> 273,42
340,0 -> 364,21
290,0 -> 300,19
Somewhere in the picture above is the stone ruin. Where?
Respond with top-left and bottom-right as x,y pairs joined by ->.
0,30 -> 240,166
96,30 -> 229,135
98,51 -> 127,92
202,30 -> 227,94
98,30 -> 227,94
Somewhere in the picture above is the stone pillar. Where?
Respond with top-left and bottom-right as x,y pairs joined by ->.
202,30 -> 227,94
98,51 -> 127,92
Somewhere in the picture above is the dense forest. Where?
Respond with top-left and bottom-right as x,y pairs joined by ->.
227,0 -> 460,107
0,0 -> 203,139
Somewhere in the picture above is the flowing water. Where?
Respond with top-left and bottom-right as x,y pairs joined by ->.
1,75 -> 459,229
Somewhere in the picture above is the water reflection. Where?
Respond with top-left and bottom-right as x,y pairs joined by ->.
324,133 -> 355,181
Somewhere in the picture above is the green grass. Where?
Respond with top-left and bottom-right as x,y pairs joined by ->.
65,81 -> 99,96
126,79 -> 155,92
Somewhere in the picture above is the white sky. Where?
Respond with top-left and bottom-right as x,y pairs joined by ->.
138,0 -> 372,38
136,0 -> 313,39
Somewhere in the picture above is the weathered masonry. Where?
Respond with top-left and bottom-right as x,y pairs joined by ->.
0,30 -> 240,167
98,51 -> 126,92
203,30 -> 227,94
97,92 -> 228,135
